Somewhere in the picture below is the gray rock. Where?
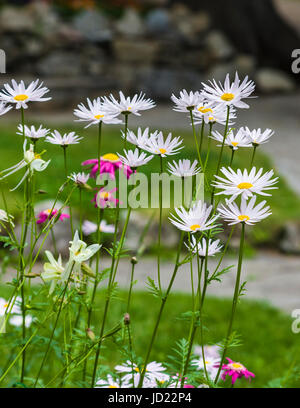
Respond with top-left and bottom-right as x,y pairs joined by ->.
204,30 -> 235,60
0,6 -> 35,32
234,54 -> 257,77
137,68 -> 203,100
113,39 -> 159,63
206,62 -> 237,83
256,68 -> 295,93
145,8 -> 171,35
36,51 -> 83,77
115,8 -> 145,37
280,222 -> 300,254
72,10 -> 112,42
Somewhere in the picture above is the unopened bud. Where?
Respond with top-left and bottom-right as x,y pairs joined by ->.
77,290 -> 86,295
24,273 -> 40,278
131,257 -> 138,265
86,328 -> 96,342
81,263 -> 96,278
37,190 -> 47,195
124,313 -> 130,325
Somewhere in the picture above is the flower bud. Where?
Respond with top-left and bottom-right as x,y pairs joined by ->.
131,257 -> 138,265
86,328 -> 96,342
124,313 -> 130,325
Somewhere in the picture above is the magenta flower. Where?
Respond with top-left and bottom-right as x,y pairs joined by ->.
92,188 -> 119,209
36,209 -> 70,225
82,153 -> 132,180
217,358 -> 255,385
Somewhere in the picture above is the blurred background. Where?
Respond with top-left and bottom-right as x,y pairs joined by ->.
0,0 -> 299,104
0,0 -> 300,387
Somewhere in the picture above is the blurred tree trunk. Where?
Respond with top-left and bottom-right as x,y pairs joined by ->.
173,0 -> 299,72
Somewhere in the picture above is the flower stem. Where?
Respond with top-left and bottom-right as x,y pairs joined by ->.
189,110 -> 203,169
33,262 -> 75,387
211,105 -> 230,204
138,232 -> 185,387
62,146 -> 74,237
215,223 -> 245,383
203,123 -> 213,173
157,155 -> 163,292
229,148 -> 235,167
249,145 -> 257,169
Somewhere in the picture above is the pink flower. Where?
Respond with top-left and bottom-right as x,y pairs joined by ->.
92,188 -> 119,209
82,153 -> 132,180
184,384 -> 195,388
36,209 -> 70,225
217,358 -> 255,385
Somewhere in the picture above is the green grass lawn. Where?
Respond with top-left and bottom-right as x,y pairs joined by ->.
0,286 -> 299,388
0,122 -> 299,251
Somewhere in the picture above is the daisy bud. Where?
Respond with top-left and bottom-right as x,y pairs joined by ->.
131,257 -> 138,265
86,328 -> 96,342
77,290 -> 86,295
24,272 -> 40,278
124,313 -> 130,325
37,190 -> 47,195
81,263 -> 96,278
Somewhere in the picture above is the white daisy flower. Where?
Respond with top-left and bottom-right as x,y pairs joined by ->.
96,375 -> 128,388
82,220 -> 115,236
244,127 -> 274,146
218,196 -> 272,226
62,231 -> 101,285
0,209 -> 14,229
211,128 -> 252,150
118,148 -> 153,168
73,97 -> 122,128
143,131 -> 184,157
171,90 -> 204,112
213,167 -> 278,201
69,172 -> 89,185
9,314 -> 33,328
167,159 -> 201,177
169,200 -> 219,233
0,296 -> 21,316
17,124 -> 50,140
121,127 -> 159,149
0,79 -> 51,109
46,130 -> 82,146
0,140 -> 50,191
193,104 -> 237,126
201,72 -> 255,109
194,344 -> 221,359
0,101 -> 12,116
191,356 -> 220,380
102,91 -> 155,116
115,361 -> 167,388
41,250 -> 65,295
185,236 -> 222,257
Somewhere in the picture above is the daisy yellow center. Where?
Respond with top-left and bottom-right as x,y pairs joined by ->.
221,93 -> 234,102
45,209 -> 52,214
34,153 -> 41,159
94,114 -> 104,120
108,385 -> 118,388
198,106 -> 213,113
14,94 -> 29,102
4,303 -> 8,308
190,224 -> 201,231
100,191 -> 111,200
237,182 -> 253,189
231,142 -> 238,147
238,215 -> 250,222
127,107 -> 132,110
134,367 -> 140,372
101,153 -> 119,162
159,148 -> 167,154
231,363 -> 243,369
208,116 -> 215,121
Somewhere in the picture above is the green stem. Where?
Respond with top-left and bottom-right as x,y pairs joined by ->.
189,110 -> 203,169
138,232 -> 185,387
124,114 -> 129,149
215,223 -> 245,383
62,146 -> 74,237
229,148 -> 235,167
199,120 -> 205,154
33,262 -> 75,387
249,145 -> 257,169
157,155 -> 163,292
203,123 -> 213,173
211,106 -> 230,204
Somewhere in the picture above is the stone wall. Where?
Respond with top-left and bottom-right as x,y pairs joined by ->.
0,1 -> 297,108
